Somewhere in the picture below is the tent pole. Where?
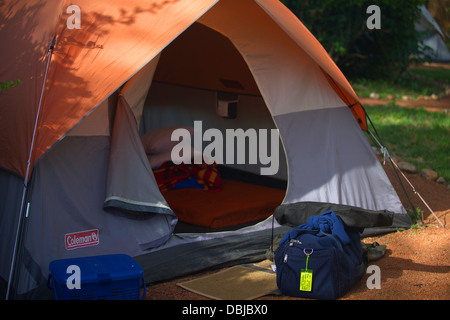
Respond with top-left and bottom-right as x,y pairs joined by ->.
6,36 -> 55,300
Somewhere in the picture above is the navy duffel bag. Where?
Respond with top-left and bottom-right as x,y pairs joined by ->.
275,210 -> 365,300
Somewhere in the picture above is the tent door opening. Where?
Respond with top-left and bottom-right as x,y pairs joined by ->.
139,22 -> 288,233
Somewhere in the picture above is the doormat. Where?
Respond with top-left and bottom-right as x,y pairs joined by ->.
177,264 -> 278,300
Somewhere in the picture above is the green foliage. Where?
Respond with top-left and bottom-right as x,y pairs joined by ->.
364,104 -> 450,181
351,66 -> 450,99
282,0 -> 427,80
0,80 -> 22,93
407,206 -> 424,225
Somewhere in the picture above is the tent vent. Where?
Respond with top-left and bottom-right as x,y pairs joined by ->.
216,91 -> 239,119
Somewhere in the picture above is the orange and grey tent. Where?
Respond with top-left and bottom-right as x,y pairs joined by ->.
0,0 -> 411,299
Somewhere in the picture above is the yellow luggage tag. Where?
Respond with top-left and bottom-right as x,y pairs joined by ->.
300,248 -> 313,292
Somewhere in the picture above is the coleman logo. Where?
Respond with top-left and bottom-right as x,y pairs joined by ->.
65,229 -> 99,250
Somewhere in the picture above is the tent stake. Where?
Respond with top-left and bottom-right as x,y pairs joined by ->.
390,158 -> 445,228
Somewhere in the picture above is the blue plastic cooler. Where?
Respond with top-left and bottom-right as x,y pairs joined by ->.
48,254 -> 146,300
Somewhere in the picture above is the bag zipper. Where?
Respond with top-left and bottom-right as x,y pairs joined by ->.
283,239 -> 303,263
289,239 -> 302,246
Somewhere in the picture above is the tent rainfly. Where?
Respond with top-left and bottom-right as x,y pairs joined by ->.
0,0 -> 411,299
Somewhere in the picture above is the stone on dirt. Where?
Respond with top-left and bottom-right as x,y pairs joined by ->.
420,168 -> 438,181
